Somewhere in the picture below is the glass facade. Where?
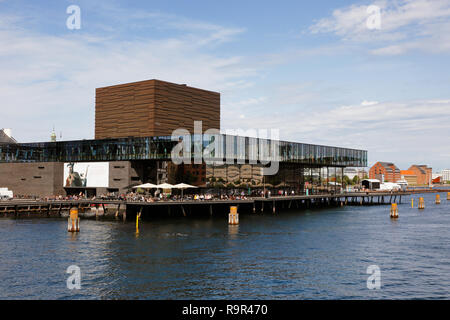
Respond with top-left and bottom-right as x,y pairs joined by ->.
205,163 -> 348,194
0,134 -> 367,167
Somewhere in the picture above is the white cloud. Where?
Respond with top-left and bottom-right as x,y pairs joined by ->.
223,97 -> 267,109
84,5 -> 246,46
309,0 -> 450,55
1,3 -> 449,171
0,10 -> 254,142
361,100 -> 378,106
222,98 -> 450,170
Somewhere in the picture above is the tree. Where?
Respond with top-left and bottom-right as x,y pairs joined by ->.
352,175 -> 360,185
343,175 -> 352,186
136,188 -> 144,194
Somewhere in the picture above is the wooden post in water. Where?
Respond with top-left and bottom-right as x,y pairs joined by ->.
418,197 -> 425,210
436,194 -> 441,204
390,203 -> 398,219
228,206 -> 239,225
136,213 -> 140,235
136,207 -> 142,234
115,203 -> 120,219
68,207 -> 80,232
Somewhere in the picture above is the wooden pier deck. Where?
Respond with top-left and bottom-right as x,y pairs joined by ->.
0,191 -> 414,219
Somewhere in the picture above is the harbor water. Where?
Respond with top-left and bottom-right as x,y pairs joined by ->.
1,191 -> 450,299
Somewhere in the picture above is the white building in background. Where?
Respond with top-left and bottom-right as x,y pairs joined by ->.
343,168 -> 368,180
442,169 -> 450,182
343,168 -> 358,179
380,182 -> 401,191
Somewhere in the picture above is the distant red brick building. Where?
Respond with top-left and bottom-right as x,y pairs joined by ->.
400,170 -> 417,185
408,165 -> 432,185
369,162 -> 401,182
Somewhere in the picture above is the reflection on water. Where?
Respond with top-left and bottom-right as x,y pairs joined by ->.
0,192 -> 450,299
228,225 -> 239,239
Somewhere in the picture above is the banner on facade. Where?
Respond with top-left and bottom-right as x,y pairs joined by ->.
63,162 -> 109,188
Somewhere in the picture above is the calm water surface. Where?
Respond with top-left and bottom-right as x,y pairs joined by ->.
1,192 -> 450,299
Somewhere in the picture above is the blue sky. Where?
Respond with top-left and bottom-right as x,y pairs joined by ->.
1,0 -> 450,171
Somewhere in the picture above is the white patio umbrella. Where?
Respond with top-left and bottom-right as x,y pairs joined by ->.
174,183 -> 198,189
155,183 -> 174,197
173,183 -> 198,199
155,183 -> 174,190
133,183 -> 158,189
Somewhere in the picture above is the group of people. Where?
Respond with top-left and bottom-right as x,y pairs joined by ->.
121,189 -> 300,202
9,188 -> 307,203
123,191 -> 245,202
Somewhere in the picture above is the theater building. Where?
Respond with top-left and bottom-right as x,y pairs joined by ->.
0,80 -> 367,197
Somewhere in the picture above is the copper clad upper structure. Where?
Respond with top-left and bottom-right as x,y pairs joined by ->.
95,79 -> 220,139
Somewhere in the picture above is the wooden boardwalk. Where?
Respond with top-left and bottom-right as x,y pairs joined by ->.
0,191 -> 413,218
